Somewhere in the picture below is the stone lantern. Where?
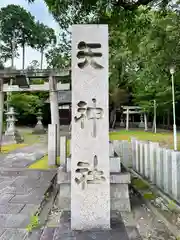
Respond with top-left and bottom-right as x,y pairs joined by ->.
4,107 -> 23,143
32,109 -> 45,134
139,113 -> 145,128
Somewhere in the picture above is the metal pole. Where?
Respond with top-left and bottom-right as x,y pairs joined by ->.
171,72 -> 177,150
154,100 -> 156,134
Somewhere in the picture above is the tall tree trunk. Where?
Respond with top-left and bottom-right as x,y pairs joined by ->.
110,106 -> 116,129
11,42 -> 14,68
22,43 -> 25,69
112,107 -> 117,129
167,110 -> 170,129
40,49 -> 44,69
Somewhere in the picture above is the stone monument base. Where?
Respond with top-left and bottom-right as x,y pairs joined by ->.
32,123 -> 46,134
138,122 -> 145,128
55,211 -> 141,239
3,129 -> 24,144
57,167 -> 131,213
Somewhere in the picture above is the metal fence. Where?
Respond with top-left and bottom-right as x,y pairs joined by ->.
113,138 -> 180,203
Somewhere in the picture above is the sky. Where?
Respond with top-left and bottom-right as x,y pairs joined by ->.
0,0 -> 59,69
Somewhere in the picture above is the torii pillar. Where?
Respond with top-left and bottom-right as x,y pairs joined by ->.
49,75 -> 60,156
0,78 -> 4,151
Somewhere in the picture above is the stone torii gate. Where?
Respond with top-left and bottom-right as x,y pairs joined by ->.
0,68 -> 70,155
121,106 -> 148,131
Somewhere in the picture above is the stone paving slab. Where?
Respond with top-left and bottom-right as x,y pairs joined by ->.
0,229 -> 28,240
37,211 -> 141,240
0,170 -> 56,233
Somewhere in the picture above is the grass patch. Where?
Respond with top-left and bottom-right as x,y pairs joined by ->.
109,130 -> 180,150
29,155 -> 60,170
0,128 -> 47,154
29,139 -> 70,170
143,191 -> 156,200
67,139 -> 70,156
1,143 -> 28,153
28,155 -> 57,170
26,215 -> 40,232
132,178 -> 149,190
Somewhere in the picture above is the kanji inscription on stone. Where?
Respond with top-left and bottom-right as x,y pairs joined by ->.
77,41 -> 104,69
75,155 -> 106,190
74,98 -> 103,137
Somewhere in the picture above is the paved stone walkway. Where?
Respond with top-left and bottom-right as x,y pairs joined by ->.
0,144 -> 47,168
0,169 -> 56,240
38,211 -> 141,240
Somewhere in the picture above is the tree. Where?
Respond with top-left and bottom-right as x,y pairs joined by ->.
34,22 -> 56,69
46,47 -> 70,69
27,0 -> 174,30
0,38 -> 19,66
27,60 -> 40,70
9,93 -> 43,115
0,4 -> 36,69
45,31 -> 70,69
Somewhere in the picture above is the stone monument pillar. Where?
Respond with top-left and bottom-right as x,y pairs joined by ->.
4,107 -> 23,143
71,25 -> 110,230
33,109 -> 45,134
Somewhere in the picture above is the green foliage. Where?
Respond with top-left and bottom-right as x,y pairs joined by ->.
26,215 -> 40,232
27,60 -> 40,70
9,93 -> 43,116
168,200 -> 177,211
27,0 -> 171,30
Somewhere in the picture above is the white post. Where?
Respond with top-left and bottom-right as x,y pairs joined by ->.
149,142 -> 159,183
135,140 -> 139,172
48,124 -> 57,166
156,147 -> 163,188
0,78 -> 4,152
144,113 -> 148,131
126,107 -> 129,131
171,71 -> 177,151
144,142 -> 149,178
60,135 -> 67,166
163,149 -> 172,195
139,142 -> 144,175
131,137 -> 136,169
171,151 -> 179,200
49,75 -> 60,156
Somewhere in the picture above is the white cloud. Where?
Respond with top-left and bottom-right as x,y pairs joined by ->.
0,0 -> 59,69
